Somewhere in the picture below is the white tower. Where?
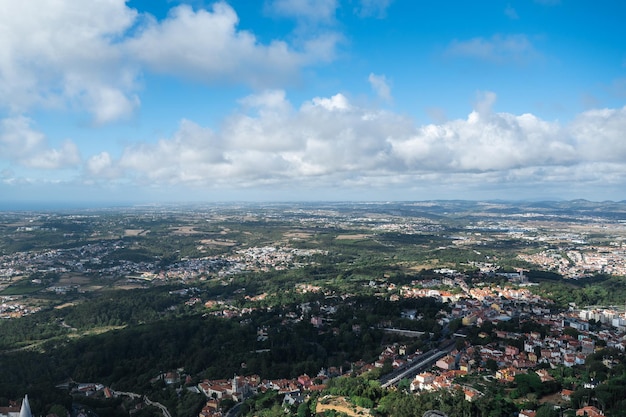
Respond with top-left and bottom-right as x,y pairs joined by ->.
19,395 -> 32,417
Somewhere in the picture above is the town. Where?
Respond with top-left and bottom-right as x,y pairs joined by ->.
1,201 -> 626,417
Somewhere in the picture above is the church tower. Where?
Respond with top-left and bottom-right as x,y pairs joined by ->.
19,395 -> 32,417
232,374 -> 238,394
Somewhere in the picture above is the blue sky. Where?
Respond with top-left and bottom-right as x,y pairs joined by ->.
1,0 -> 625,206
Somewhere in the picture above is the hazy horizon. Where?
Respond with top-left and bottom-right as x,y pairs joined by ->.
3,198 -> 626,212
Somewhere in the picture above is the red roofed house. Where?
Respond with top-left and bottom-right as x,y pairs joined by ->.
297,374 -> 312,388
435,355 -> 456,370
576,406 -> 603,417
561,389 -> 574,401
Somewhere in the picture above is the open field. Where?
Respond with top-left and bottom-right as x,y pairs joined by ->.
54,302 -> 77,309
124,229 -> 148,236
316,396 -> 371,417
199,239 -> 237,246
57,274 -> 91,285
336,234 -> 371,240
283,231 -> 314,239
171,226 -> 202,235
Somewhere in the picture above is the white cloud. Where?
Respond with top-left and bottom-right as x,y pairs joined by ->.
100,91 -> 407,186
0,0 -> 138,122
0,116 -> 81,169
115,119 -> 228,185
0,1 -> 340,123
446,34 -> 538,64
85,152 -> 121,179
128,3 -> 340,87
21,141 -> 81,170
368,73 -> 392,102
229,91 -> 300,152
239,90 -> 292,113
130,4 -> 277,85
310,93 -> 351,111
390,108 -> 574,172
88,87 -> 141,126
9,89 -> 626,199
91,91 -> 592,190
570,106 -> 626,162
0,117 -> 46,158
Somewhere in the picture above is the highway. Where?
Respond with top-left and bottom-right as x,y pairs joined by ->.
380,341 -> 456,389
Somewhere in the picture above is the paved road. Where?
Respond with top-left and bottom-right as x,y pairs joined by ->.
225,402 -> 243,417
380,342 -> 456,388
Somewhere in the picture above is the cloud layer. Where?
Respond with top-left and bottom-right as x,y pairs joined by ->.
1,0 -> 624,201
3,87 -> 626,199
73,91 -> 626,194
0,1 -> 339,124
0,117 -> 80,170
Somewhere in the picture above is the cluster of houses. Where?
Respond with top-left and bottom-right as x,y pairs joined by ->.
0,296 -> 41,318
520,405 -> 605,417
0,238 -> 328,299
39,288 -> 625,417
518,245 -> 626,278
195,373 -> 329,417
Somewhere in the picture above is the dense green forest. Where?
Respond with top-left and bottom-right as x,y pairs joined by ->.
0,286 -> 444,416
530,274 -> 626,308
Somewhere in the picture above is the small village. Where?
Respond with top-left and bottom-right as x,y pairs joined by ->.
53,266 -> 626,417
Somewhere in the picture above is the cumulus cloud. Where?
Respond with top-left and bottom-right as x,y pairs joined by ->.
90,91 -> 409,187
570,106 -> 626,162
309,93 -> 351,111
0,116 -> 81,169
239,90 -> 292,112
0,1 -> 339,123
0,81 -> 608,198
390,106 -> 574,172
128,3 -> 338,87
114,119 -> 229,185
85,152 -> 120,179
85,90 -> 610,192
446,34 -> 538,64
21,141 -> 81,170
0,0 -> 138,122
368,73 -> 392,102
88,87 -> 141,126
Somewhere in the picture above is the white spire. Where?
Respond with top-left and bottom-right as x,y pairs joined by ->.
19,395 -> 32,417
